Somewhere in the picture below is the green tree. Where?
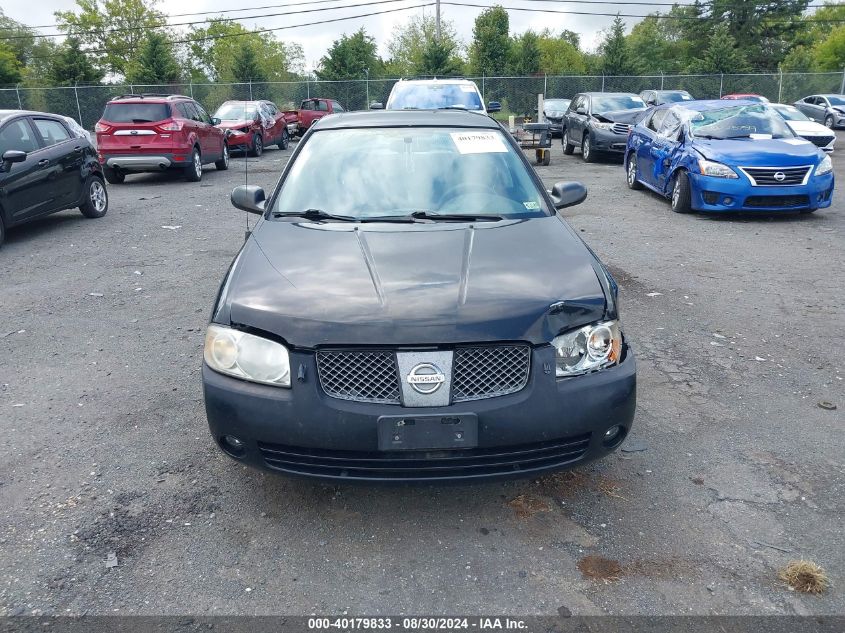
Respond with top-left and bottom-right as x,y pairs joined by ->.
416,39 -> 464,76
0,42 -> 22,85
508,31 -> 541,75
125,31 -> 181,84
536,29 -> 586,74
626,16 -> 686,74
691,23 -> 749,73
558,30 -> 581,50
813,25 -> 845,70
316,29 -> 383,80
386,14 -> 464,76
600,15 -> 634,75
54,0 -> 167,75
230,41 -> 268,83
469,6 -> 510,76
48,37 -> 102,85
780,45 -> 816,72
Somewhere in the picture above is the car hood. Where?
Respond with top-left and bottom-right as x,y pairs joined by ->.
593,109 -> 645,124
218,217 -> 610,348
786,120 -> 835,135
691,137 -> 822,165
217,119 -> 252,130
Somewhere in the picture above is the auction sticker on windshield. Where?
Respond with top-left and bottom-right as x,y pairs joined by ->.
450,131 -> 508,154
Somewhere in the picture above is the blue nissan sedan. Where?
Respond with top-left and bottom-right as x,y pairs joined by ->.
625,100 -> 834,213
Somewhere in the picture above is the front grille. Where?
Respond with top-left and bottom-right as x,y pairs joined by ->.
740,165 -> 811,186
802,135 -> 835,148
316,350 -> 400,404
745,195 -> 810,208
611,123 -> 631,135
258,433 -> 592,480
453,345 -> 531,402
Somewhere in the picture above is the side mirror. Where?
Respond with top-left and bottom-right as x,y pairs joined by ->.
550,181 -> 588,210
576,106 -> 587,115
487,101 -> 502,113
369,102 -> 384,110
1,149 -> 27,172
647,100 -> 657,107
231,185 -> 266,215
211,117 -> 221,126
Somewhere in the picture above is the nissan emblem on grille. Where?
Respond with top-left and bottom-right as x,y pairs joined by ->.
774,171 -> 786,181
407,363 -> 446,394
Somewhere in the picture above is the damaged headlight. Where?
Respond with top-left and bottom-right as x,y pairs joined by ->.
816,155 -> 832,176
552,320 -> 623,377
204,324 -> 291,387
593,121 -> 614,130
698,159 -> 738,178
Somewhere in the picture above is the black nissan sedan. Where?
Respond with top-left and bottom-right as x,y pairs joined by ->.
202,109 -> 636,483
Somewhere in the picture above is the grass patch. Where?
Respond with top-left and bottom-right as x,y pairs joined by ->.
779,560 -> 830,594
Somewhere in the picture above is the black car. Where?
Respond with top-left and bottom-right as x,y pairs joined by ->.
562,93 -> 647,162
638,90 -> 694,106
0,110 -> 108,247
541,98 -> 571,136
202,109 -> 637,483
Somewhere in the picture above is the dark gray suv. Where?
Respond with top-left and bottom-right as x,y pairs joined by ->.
562,93 -> 647,162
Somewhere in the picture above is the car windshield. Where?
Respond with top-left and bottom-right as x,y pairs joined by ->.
690,104 -> 794,139
773,105 -> 810,122
545,99 -> 570,112
827,96 -> 845,105
592,95 -> 646,112
271,127 -> 548,219
214,103 -> 258,120
661,92 -> 692,103
388,84 -> 483,111
102,103 -> 170,123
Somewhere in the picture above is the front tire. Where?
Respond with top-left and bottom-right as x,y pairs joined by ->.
670,170 -> 693,214
626,153 -> 643,190
185,147 -> 203,182
825,114 -> 835,129
582,133 -> 597,163
249,133 -> 263,157
103,167 -> 124,184
79,176 -> 109,218
277,129 -> 289,150
215,143 -> 229,170
562,129 -> 574,155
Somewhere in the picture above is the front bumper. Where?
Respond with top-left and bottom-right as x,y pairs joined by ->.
689,172 -> 834,212
203,345 -> 637,483
224,130 -> 252,148
589,128 -> 629,153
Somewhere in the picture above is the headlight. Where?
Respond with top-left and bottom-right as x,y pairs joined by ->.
698,159 -> 738,178
204,324 -> 291,387
816,155 -> 832,175
552,320 -> 623,377
593,121 -> 614,130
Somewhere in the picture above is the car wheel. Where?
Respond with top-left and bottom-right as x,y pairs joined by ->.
79,176 -> 109,218
626,153 -> 643,190
185,147 -> 203,182
249,133 -> 263,157
215,143 -> 229,170
824,115 -> 835,129
670,170 -> 693,214
103,167 -> 124,184
278,129 -> 289,150
582,133 -> 597,163
562,130 -> 574,155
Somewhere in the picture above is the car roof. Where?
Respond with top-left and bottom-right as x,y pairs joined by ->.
107,94 -> 190,103
818,94 -> 844,97
312,109 -> 500,130
0,109 -> 62,123
395,78 -> 478,87
657,99 -> 766,112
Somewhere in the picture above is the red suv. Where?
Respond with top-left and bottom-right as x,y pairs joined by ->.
95,94 -> 228,183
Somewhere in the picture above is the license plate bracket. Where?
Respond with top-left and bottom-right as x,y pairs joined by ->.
377,414 -> 478,451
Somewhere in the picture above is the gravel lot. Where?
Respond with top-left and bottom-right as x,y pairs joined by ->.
1,133 -> 843,616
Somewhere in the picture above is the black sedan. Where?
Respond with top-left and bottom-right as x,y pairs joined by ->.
203,109 -> 636,483
562,93 -> 647,162
0,110 -> 108,247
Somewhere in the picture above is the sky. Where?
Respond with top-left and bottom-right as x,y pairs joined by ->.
2,0 -> 671,71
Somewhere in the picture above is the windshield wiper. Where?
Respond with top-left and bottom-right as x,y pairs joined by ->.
273,209 -> 358,222
409,211 -> 503,222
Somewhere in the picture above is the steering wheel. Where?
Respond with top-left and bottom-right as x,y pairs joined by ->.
438,183 -> 494,206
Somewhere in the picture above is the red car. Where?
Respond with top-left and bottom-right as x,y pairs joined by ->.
292,98 -> 346,134
721,93 -> 770,103
212,100 -> 291,157
95,94 -> 228,184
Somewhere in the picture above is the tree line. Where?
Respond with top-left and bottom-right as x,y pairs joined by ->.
1,0 -> 845,89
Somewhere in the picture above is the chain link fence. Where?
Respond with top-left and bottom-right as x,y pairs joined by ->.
2,72 -> 844,130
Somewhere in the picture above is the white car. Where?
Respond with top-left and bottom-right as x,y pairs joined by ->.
772,104 -> 836,152
378,79 -> 501,115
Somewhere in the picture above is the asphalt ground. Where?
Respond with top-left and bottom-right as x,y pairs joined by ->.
0,132 -> 843,616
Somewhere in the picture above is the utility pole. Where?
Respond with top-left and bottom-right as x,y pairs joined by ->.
435,0 -> 441,42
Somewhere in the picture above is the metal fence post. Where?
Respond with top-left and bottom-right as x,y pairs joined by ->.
719,73 -> 724,97
248,80 -> 253,100
601,75 -> 605,92
482,74 -> 485,99
840,68 -> 845,95
778,70 -> 783,104
189,82 -> 194,98
74,84 -> 83,125
15,84 -> 22,109
543,73 -> 547,98
307,77 -> 310,99
660,72 -> 664,90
